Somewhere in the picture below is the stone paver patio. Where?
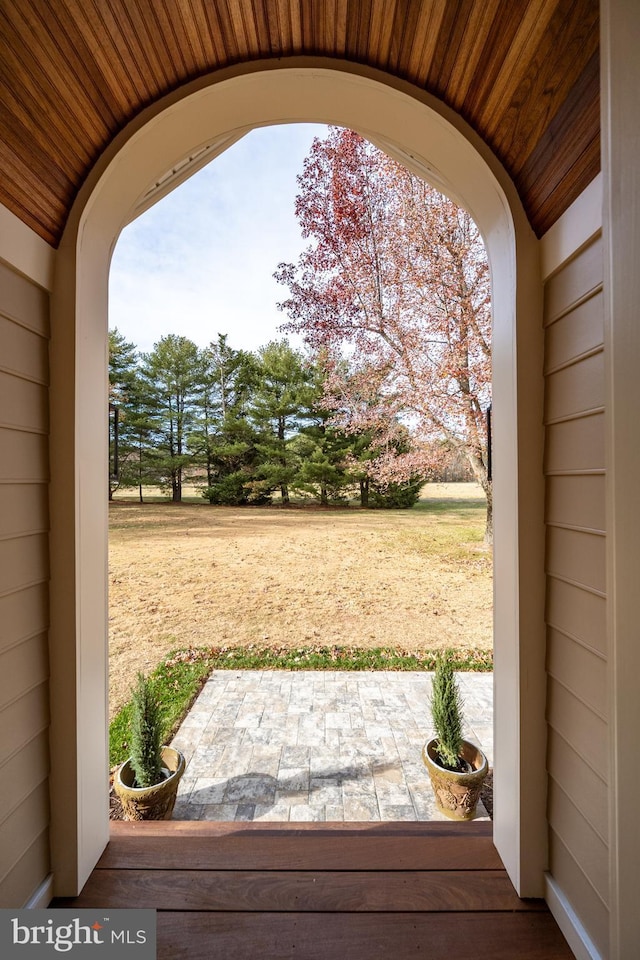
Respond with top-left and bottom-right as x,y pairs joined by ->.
171,670 -> 493,822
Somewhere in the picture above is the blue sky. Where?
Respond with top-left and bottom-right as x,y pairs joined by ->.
109,123 -> 329,355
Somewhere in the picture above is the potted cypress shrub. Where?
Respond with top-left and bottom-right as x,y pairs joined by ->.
422,654 -> 488,820
114,672 -> 186,820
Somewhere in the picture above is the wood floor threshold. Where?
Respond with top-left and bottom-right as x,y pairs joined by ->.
103,820 -> 503,871
52,821 -> 574,958
65,868 -> 541,913
109,820 -> 496,837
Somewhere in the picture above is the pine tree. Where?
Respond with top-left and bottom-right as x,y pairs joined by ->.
192,335 -> 262,505
249,341 -> 313,504
140,335 -> 202,502
108,329 -> 156,501
291,355 -> 352,505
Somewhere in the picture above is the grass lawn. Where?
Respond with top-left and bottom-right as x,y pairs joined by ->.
109,482 -> 492,719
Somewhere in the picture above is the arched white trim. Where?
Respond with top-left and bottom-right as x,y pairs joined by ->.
49,61 -> 545,897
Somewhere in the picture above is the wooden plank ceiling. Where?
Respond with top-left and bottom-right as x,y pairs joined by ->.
0,0 -> 600,247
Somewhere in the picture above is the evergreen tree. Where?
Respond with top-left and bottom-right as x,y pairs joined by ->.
366,425 -> 425,509
291,355 -> 353,505
109,327 -> 138,397
249,341 -> 313,504
316,357 -> 426,509
140,335 -> 202,502
108,329 -> 156,501
192,335 -> 263,505
108,328 -> 138,499
189,339 -> 223,495
345,430 -> 376,508
123,377 -> 162,502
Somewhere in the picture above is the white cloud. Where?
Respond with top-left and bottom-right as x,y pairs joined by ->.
109,123 -> 328,355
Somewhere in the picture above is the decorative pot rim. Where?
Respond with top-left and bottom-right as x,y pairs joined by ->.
115,745 -> 186,796
422,737 -> 488,780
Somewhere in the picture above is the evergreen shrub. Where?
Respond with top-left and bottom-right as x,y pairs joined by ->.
430,654 -> 464,770
369,477 -> 423,508
129,672 -> 164,788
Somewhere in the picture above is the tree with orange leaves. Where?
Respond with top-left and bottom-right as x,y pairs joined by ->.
275,127 -> 493,538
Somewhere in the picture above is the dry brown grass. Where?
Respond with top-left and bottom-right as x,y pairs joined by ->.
109,483 -> 492,717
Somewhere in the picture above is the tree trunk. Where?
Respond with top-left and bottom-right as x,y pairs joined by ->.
483,481 -> 493,544
277,416 -> 288,504
360,478 -> 369,508
320,481 -> 328,506
465,449 -> 492,544
172,470 -> 181,503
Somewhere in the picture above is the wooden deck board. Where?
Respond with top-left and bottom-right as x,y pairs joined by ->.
61,869 -> 541,913
101,821 -> 503,871
154,912 -> 574,960
52,823 -> 574,959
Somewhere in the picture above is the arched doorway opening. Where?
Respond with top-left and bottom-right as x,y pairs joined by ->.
49,62 -> 545,899
106,121 -> 496,825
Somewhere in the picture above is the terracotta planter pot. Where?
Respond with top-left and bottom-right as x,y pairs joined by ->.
114,746 -> 186,821
422,738 -> 488,821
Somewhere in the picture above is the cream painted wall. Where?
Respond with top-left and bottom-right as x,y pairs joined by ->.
540,6 -> 640,956
541,174 -> 608,960
602,2 -> 640,958
542,217 -> 608,958
49,60 -> 545,899
0,212 -> 55,907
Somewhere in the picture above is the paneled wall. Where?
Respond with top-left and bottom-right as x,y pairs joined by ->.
0,259 -> 50,906
543,235 -> 608,955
